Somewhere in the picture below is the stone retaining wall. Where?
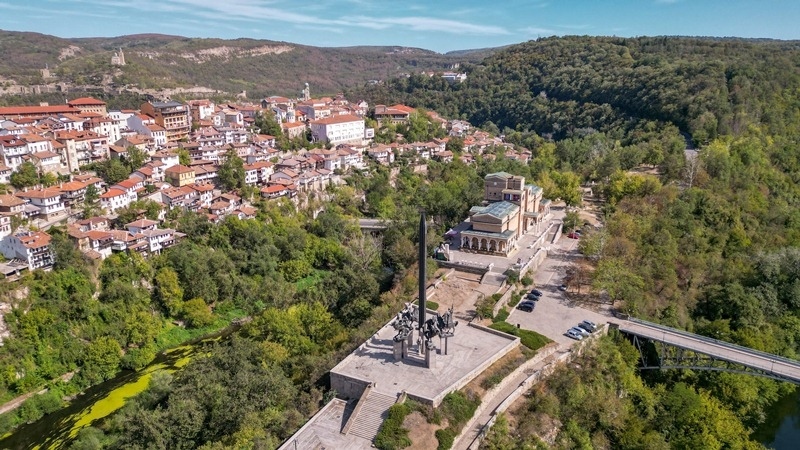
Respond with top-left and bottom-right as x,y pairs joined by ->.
466,324 -> 609,449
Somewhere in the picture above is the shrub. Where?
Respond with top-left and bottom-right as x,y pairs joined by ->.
489,322 -> 550,351
435,428 -> 456,450
493,308 -> 509,323
521,274 -> 533,286
434,390 -> 481,449
375,402 -> 412,450
508,292 -> 521,307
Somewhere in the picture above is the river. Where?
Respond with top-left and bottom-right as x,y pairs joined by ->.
0,325 -> 239,450
755,388 -> 800,449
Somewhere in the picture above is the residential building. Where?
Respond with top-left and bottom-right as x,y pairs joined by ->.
373,104 -> 414,124
99,188 -> 131,213
243,161 -> 274,186
366,145 -> 395,165
0,215 -> 10,239
281,121 -> 307,139
0,165 -> 10,184
140,101 -> 191,143
57,180 -> 89,207
54,130 -> 109,171
16,188 -> 65,218
0,195 -> 24,218
31,151 -> 64,174
309,115 -> 365,145
0,104 -> 78,120
68,222 -> 113,260
0,230 -> 54,270
0,135 -> 29,171
165,164 -> 195,187
67,97 -> 108,115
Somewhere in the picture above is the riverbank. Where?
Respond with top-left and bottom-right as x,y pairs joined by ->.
0,308 -> 247,440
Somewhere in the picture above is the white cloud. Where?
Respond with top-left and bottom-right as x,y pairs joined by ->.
349,16 -> 509,35
520,26 -> 556,36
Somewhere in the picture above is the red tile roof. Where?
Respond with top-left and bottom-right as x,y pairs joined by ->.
68,97 -> 106,106
310,114 -> 362,125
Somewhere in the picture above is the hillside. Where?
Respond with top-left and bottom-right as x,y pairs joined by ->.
0,30 -> 495,98
350,36 -> 800,144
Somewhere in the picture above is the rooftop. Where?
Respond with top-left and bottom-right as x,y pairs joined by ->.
470,201 -> 519,220
331,320 -> 517,404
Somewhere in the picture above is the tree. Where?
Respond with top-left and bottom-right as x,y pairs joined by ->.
96,159 -> 131,184
177,148 -> 191,166
124,146 -> 147,171
81,336 -> 122,385
218,148 -> 245,191
592,258 -> 644,306
551,171 -> 582,206
253,112 -> 282,136
154,267 -> 184,317
182,298 -> 214,328
563,211 -> 581,232
10,162 -> 38,188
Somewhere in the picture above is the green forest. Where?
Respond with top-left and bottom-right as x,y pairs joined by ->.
349,36 -> 800,448
2,35 -> 800,448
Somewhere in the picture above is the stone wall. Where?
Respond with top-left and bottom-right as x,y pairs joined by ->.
330,371 -> 371,400
466,324 -> 609,449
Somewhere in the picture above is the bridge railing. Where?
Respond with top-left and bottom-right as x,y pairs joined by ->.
626,318 -> 800,368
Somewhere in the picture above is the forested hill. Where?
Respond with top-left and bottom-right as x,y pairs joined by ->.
351,36 -> 800,144
0,30 -> 495,97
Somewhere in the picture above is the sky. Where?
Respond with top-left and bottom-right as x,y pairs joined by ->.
0,0 -> 799,53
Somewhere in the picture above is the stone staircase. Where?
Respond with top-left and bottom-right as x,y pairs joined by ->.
344,388 -> 398,442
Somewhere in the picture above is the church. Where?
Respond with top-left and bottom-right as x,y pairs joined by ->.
460,172 -> 550,256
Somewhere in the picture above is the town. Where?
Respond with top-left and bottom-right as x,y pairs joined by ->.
0,84 -> 516,275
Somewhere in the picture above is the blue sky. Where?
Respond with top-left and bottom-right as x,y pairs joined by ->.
0,0 -> 798,53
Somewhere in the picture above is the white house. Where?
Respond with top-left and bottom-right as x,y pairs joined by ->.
309,114 -> 365,145
16,188 -> 65,217
0,230 -> 54,270
99,188 -> 131,213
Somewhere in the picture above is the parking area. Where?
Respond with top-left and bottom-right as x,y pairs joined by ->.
506,232 -> 611,346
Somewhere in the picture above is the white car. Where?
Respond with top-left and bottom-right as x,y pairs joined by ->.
570,327 -> 590,338
566,329 -> 584,340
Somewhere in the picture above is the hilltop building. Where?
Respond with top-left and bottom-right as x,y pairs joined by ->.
460,172 -> 550,256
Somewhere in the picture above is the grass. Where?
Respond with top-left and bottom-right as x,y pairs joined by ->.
412,299 -> 439,311
492,308 -> 509,323
294,269 -> 328,291
489,321 -> 551,351
508,291 -> 522,307
153,307 -> 247,350
374,402 -> 413,450
480,347 -> 536,390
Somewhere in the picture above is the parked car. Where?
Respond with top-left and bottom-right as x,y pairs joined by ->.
567,232 -> 579,239
517,301 -> 536,312
565,329 -> 584,340
558,284 -> 568,291
530,289 -> 543,297
525,293 -> 540,301
579,320 -> 598,332
570,326 -> 590,338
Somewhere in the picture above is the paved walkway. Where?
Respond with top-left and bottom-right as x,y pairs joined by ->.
453,224 -> 613,450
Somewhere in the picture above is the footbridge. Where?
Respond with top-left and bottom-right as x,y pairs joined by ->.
357,218 -> 392,231
613,318 -> 800,384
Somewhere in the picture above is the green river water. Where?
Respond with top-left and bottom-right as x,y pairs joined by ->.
0,327 -> 236,450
